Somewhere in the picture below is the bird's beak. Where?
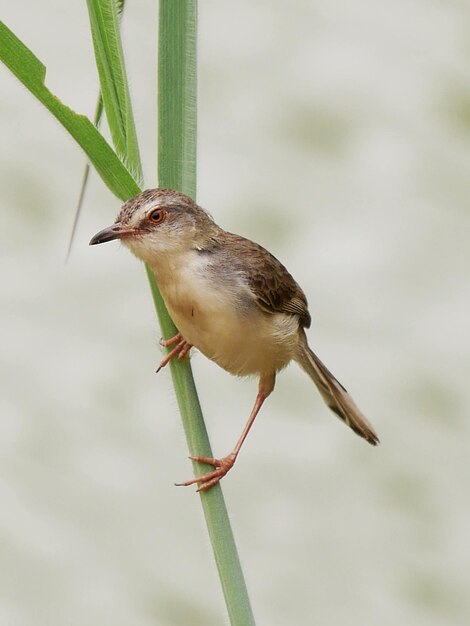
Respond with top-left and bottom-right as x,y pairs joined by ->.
89,223 -> 136,245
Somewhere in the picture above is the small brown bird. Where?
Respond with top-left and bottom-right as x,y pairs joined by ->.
90,189 -> 379,490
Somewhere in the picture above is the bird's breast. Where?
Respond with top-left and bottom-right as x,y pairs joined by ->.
151,252 -> 299,376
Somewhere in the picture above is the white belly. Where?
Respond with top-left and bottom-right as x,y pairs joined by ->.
152,253 -> 299,377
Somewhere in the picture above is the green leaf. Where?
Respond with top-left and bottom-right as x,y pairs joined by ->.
86,0 -> 143,184
67,0 -> 129,257
0,20 -> 139,201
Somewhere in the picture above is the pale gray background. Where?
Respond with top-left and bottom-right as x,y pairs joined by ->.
1,1 -> 469,625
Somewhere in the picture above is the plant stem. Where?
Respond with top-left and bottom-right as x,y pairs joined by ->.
156,2 -> 256,624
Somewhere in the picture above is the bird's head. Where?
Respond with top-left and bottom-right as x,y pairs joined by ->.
89,188 -> 214,266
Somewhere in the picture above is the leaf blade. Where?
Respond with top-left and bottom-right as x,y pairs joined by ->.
0,20 -> 139,201
86,0 -> 142,184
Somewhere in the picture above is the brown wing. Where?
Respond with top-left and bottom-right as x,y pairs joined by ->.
222,232 -> 312,328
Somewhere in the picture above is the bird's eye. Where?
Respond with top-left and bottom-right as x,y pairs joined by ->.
148,208 -> 166,224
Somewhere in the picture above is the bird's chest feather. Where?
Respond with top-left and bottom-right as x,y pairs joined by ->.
151,251 -> 298,376
153,252 -> 240,342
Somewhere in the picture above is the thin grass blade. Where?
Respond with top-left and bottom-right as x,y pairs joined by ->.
66,95 -> 104,259
67,0 -> 128,258
86,0 -> 142,183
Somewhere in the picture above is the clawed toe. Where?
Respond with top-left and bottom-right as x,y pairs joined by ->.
160,333 -> 182,348
177,342 -> 192,360
175,453 -> 237,492
157,333 -> 192,372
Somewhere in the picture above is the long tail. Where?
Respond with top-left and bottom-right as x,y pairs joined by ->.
295,335 -> 379,445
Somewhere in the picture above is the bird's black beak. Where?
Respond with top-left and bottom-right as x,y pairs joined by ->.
89,223 -> 136,245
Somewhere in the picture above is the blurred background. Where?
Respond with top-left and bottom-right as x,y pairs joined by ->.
1,1 -> 469,624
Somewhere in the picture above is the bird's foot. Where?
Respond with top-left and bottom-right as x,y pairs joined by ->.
157,333 -> 193,372
160,332 -> 185,348
176,453 -> 237,492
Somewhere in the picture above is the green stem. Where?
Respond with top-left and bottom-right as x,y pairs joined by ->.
156,2 -> 256,625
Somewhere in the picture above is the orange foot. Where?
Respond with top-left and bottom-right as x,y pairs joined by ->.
176,453 -> 237,492
157,333 -> 193,372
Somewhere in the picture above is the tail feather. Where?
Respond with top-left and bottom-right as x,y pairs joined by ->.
295,339 -> 379,446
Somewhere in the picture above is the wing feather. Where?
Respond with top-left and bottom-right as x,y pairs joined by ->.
222,233 -> 311,328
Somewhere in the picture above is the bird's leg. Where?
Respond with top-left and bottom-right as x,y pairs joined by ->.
157,333 -> 193,373
176,373 -> 276,492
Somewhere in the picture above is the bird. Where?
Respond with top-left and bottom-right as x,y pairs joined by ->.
90,188 -> 379,491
